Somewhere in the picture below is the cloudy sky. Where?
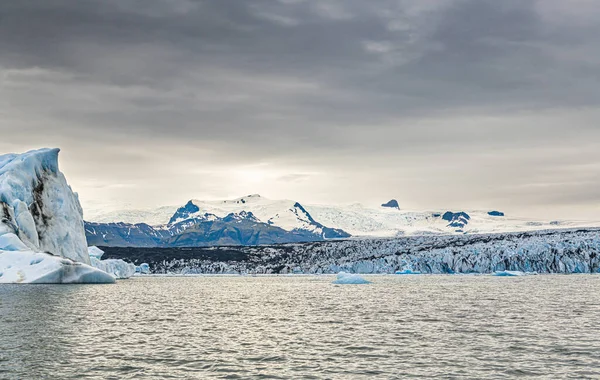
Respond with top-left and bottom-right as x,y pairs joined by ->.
1,0 -> 600,220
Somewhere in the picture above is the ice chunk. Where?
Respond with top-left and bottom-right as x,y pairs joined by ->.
87,246 -> 105,259
395,269 -> 421,275
136,263 -> 150,274
90,257 -> 135,279
332,272 -> 371,284
0,250 -> 115,284
493,270 -> 526,277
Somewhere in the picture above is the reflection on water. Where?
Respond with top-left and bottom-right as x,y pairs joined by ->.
1,275 -> 600,379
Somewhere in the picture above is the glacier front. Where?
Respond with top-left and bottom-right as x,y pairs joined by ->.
112,228 -> 600,275
0,148 -> 114,284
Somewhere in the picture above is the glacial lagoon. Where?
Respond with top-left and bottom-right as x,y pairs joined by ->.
2,275 -> 600,379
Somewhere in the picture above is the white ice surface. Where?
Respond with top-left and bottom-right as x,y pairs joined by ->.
304,203 -> 600,237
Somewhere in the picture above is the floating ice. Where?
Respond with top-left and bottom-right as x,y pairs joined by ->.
0,148 -> 114,283
88,246 -> 105,259
332,272 -> 371,284
0,148 -> 90,263
395,269 -> 422,275
0,250 -> 115,284
87,246 -> 135,279
136,263 -> 150,274
493,270 -> 526,277
90,257 -> 135,279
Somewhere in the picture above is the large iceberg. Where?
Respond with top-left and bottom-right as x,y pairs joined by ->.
0,148 -> 114,284
88,246 -> 135,279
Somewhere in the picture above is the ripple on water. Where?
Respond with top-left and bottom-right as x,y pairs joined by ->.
1,275 -> 600,379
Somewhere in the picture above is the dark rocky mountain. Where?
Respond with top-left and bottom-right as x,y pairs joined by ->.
85,209 -> 350,248
442,211 -> 471,229
85,222 -> 169,247
381,199 -> 400,209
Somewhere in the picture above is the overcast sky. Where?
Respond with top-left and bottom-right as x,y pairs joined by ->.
1,0 -> 600,220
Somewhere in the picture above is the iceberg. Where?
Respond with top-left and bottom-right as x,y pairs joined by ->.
88,247 -> 135,279
90,257 -> 135,279
0,148 -> 114,284
88,246 -> 105,259
332,272 -> 371,284
0,250 -> 115,284
136,263 -> 150,274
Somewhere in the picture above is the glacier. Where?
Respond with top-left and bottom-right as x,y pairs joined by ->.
88,246 -> 135,279
0,148 -> 114,284
107,228 -> 600,275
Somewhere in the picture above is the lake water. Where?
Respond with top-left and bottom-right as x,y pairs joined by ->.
1,275 -> 600,379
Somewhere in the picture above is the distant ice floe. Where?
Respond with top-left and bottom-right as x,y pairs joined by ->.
88,247 -> 135,279
493,270 -> 536,277
395,269 -> 422,275
136,263 -> 150,274
0,149 -> 114,284
332,272 -> 371,284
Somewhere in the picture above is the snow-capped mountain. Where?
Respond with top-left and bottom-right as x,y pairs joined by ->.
85,195 -> 350,247
169,195 -> 348,239
85,194 -> 600,247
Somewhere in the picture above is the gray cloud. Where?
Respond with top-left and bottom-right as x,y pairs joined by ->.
1,0 -> 600,219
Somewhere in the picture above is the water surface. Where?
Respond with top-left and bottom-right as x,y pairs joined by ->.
1,275 -> 600,379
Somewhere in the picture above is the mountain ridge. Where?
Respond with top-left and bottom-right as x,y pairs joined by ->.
85,194 -> 600,247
